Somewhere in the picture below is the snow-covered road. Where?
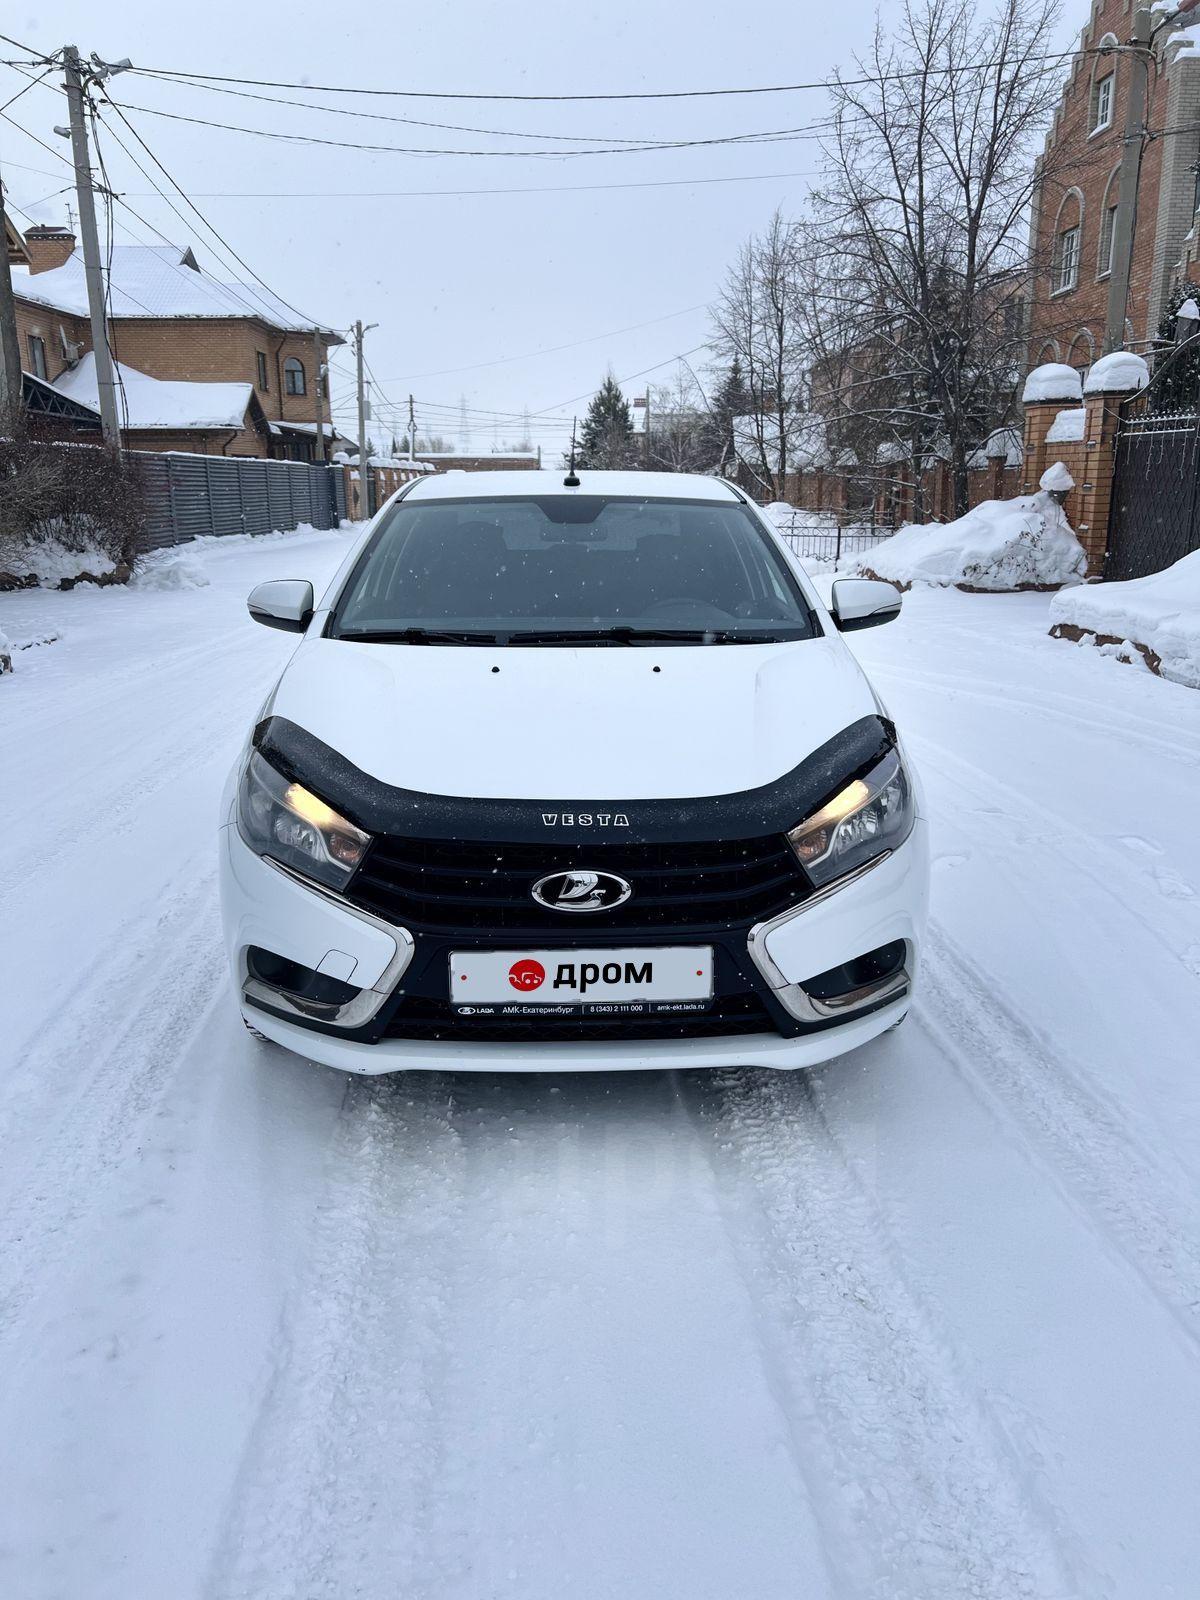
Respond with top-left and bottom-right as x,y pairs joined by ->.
2,531 -> 1199,1600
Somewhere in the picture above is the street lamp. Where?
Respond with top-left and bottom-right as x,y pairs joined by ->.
1175,296 -> 1200,344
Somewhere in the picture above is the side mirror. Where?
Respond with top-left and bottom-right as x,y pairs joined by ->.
830,578 -> 902,633
247,579 -> 314,633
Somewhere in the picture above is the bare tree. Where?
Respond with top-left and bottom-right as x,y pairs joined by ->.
710,210 -> 813,498
644,364 -> 710,473
807,0 -> 1068,516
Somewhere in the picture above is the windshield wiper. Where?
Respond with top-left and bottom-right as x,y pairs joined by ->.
335,626 -> 503,645
505,626 -> 791,646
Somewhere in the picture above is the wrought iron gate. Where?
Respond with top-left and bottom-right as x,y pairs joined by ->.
1107,408 -> 1200,581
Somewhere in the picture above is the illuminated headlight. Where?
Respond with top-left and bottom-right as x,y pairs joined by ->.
237,751 -> 371,890
786,748 -> 914,887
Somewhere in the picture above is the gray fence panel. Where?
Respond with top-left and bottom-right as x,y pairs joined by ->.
125,450 -> 351,551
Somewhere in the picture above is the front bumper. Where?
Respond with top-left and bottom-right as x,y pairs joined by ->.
219,820 -> 929,1074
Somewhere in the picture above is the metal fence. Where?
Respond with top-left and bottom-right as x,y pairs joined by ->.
129,451 -> 347,552
1107,408 -> 1200,582
767,509 -> 896,567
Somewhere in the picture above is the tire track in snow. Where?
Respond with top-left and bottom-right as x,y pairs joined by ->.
919,924 -> 1200,1352
908,734 -> 1200,970
687,1067 -> 1084,1600
0,861 -> 225,1355
878,661 -> 1200,767
207,1075 -> 465,1600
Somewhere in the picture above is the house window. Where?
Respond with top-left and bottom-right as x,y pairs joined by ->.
1091,74 -> 1114,134
256,350 -> 268,392
1054,225 -> 1080,293
284,356 -> 306,396
27,333 -> 47,380
1098,202 -> 1118,277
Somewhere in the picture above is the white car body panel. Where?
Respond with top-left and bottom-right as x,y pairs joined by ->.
267,634 -> 878,800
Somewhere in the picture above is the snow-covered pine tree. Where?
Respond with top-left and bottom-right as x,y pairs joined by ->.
575,374 -> 638,469
1151,281 -> 1200,413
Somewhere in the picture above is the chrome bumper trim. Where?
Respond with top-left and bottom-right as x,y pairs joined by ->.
241,858 -> 415,1029
745,854 -> 908,1023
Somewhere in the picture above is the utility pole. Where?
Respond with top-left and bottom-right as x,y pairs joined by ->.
354,320 -> 377,519
408,393 -> 416,461
312,328 -> 325,462
0,179 -> 24,417
62,45 -> 121,448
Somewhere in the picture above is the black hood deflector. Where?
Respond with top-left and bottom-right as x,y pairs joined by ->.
254,713 -> 895,845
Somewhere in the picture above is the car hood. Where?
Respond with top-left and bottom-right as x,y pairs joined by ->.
267,635 -> 879,800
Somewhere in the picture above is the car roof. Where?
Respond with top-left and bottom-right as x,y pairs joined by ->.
400,469 -> 746,504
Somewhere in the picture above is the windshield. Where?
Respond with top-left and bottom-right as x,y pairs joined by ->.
329,495 -> 816,644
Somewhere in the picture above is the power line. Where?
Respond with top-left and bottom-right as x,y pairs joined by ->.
123,50 -> 1085,102
97,95 -> 329,330
105,98 -> 851,159
0,63 -> 50,114
111,167 -> 825,201
132,71 -> 687,145
365,303 -> 710,383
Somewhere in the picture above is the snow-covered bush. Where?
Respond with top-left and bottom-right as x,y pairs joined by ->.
843,490 -> 1087,592
0,427 -> 146,588
1050,549 -> 1200,687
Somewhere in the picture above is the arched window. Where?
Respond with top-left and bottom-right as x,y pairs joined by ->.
1052,189 -> 1084,294
1089,36 -> 1118,134
1067,328 -> 1096,372
1097,167 -> 1120,278
284,356 -> 306,396
1037,339 -> 1061,364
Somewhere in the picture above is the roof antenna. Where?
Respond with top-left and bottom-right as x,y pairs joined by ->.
563,417 -> 580,487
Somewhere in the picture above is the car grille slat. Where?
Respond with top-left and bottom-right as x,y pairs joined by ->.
345,833 -> 810,931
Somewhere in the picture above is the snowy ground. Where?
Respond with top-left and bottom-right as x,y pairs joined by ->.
2,530 -> 1200,1600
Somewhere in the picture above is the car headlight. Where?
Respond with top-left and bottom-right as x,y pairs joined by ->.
237,750 -> 371,890
786,748 -> 914,887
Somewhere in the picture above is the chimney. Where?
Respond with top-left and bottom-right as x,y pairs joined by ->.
23,225 -> 77,274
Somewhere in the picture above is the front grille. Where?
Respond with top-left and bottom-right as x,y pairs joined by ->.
346,834 -> 809,931
382,989 -> 780,1042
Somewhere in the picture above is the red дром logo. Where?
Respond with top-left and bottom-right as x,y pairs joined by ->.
508,958 -> 546,992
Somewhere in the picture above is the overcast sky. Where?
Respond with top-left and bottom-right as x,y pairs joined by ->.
2,0 -> 1076,460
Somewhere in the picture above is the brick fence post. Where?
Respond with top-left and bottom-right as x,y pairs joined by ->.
1072,354 -> 1150,576
1021,362 -> 1083,496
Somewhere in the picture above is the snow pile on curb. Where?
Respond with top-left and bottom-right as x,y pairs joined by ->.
0,536 -> 118,588
130,553 -> 210,591
843,490 -> 1087,591
1049,549 -> 1200,687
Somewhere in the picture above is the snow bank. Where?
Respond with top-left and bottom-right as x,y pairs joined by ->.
1022,363 -> 1083,403
1084,351 -> 1149,395
0,537 -> 117,588
0,625 -> 10,676
845,491 -> 1087,591
130,553 -> 210,591
1049,549 -> 1200,687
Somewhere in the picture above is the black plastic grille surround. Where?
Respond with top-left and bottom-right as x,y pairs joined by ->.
345,833 -> 810,932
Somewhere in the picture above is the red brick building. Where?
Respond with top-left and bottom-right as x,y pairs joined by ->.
11,229 -> 342,458
1028,2 -> 1200,369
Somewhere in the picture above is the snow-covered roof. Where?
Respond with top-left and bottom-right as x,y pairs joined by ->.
1022,363 -> 1083,404
1045,407 -> 1086,444
54,352 -> 256,431
1083,351 -> 1150,395
13,244 -> 339,336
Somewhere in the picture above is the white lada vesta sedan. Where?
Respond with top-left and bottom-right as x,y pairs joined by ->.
219,470 -> 929,1074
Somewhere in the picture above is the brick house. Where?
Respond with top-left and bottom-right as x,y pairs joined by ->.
11,228 -> 342,458
1028,3 -> 1200,369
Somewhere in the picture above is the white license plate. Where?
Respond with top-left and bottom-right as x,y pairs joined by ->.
450,946 -> 714,1014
